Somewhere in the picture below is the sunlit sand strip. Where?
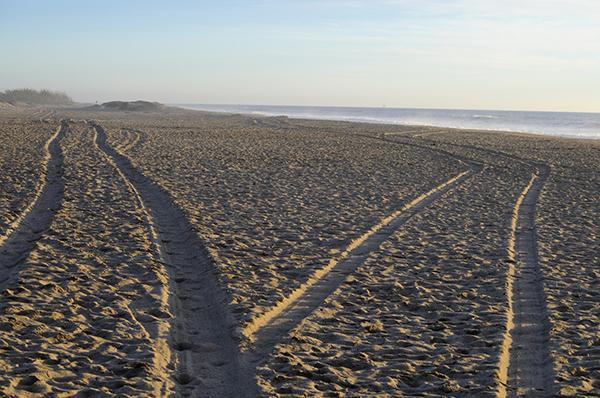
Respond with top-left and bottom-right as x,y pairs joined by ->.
498,166 -> 553,398
243,168 -> 471,347
92,122 -> 256,397
0,121 -> 65,248
412,130 -> 449,137
0,120 -> 66,291
115,129 -> 142,153
92,124 -> 174,396
383,130 -> 426,136
383,130 -> 448,138
498,173 -> 536,397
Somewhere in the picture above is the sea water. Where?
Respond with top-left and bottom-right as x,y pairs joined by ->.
177,104 -> 600,139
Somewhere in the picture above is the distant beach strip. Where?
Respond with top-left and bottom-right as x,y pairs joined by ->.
178,104 -> 600,139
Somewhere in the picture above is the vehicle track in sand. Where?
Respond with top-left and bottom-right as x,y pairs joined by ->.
91,123 -> 174,395
244,167 -> 474,357
383,130 -> 427,136
95,117 -> 489,394
0,120 -> 67,290
242,128 -> 484,368
91,122 -> 257,398
411,129 -> 450,137
294,125 -> 555,396
394,133 -> 555,397
112,129 -> 137,152
114,128 -> 144,153
91,116 -> 554,397
500,165 -> 554,398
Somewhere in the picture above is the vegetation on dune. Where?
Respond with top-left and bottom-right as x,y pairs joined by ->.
95,100 -> 164,112
0,89 -> 73,105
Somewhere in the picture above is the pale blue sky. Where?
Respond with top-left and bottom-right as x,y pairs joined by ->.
1,0 -> 599,111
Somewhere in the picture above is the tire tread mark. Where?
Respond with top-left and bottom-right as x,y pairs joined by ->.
91,122 -> 257,398
0,120 -> 66,291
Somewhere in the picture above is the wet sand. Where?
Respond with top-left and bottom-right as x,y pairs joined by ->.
0,107 -> 598,396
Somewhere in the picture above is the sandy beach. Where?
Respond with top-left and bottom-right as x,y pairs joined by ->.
0,106 -> 598,397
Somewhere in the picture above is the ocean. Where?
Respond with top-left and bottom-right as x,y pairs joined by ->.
177,104 -> 600,139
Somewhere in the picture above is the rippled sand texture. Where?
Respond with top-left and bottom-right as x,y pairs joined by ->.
101,118 -> 463,328
0,122 -> 172,396
0,119 -> 54,234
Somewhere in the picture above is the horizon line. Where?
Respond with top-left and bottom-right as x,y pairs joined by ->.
171,102 -> 600,115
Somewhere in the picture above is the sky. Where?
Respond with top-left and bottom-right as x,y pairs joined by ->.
1,0 -> 599,112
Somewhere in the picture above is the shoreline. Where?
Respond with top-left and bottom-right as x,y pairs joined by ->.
175,104 -> 600,140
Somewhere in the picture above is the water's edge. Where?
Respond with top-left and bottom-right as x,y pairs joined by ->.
174,104 -> 600,140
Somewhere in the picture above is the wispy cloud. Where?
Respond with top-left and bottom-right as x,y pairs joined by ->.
261,0 -> 600,72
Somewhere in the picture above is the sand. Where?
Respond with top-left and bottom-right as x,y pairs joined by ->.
398,130 -> 600,396
257,142 -> 530,396
0,106 -> 598,396
0,119 -> 54,238
1,121 -> 172,395
103,122 -> 465,331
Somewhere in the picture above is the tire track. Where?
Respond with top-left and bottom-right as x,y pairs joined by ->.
244,167 -> 474,358
189,116 -> 556,395
91,124 -> 174,395
499,165 -> 554,398
111,129 -> 135,152
95,119 -> 483,395
412,134 -> 544,168
325,129 -> 556,396
392,133 -> 555,397
115,128 -> 143,153
238,124 -> 481,351
383,130 -> 426,136
0,120 -> 66,290
412,129 -> 449,138
243,130 -> 482,365
91,122 -> 257,398
356,132 -> 481,169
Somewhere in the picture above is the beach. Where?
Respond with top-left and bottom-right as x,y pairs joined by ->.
0,105 -> 598,397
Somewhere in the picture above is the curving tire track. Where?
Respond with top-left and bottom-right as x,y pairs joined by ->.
94,117 -> 485,393
311,127 -> 556,395
244,167 -> 474,359
499,165 -> 554,398
356,132 -> 482,170
91,122 -> 257,398
0,120 -> 67,290
101,116 -> 556,397
91,124 -> 174,395
81,116 -> 557,396
394,133 -> 556,397
115,128 -> 144,153
243,130 -> 483,365
411,129 -> 449,138
111,129 -> 137,152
